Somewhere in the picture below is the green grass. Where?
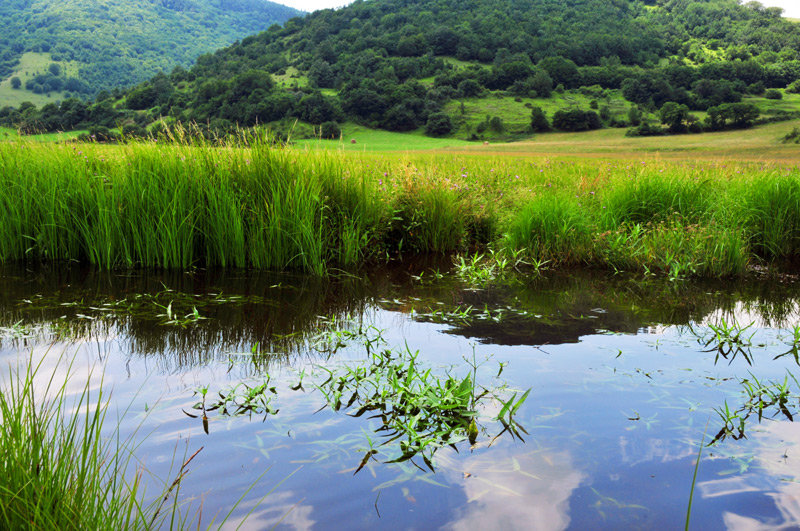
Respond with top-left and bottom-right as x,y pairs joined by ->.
296,124 -> 473,151
0,52 -> 81,107
3,129 -> 800,277
273,66 -> 310,90
0,355 -> 172,529
0,126 -> 87,142
0,353 -> 278,529
444,89 -> 648,140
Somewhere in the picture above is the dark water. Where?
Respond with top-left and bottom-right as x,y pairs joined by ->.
2,263 -> 800,530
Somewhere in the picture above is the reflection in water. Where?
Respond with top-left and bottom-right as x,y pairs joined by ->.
220,492 -> 316,531
718,421 -> 800,530
4,264 -> 800,372
440,447 -> 585,531
6,264 -> 800,528
618,435 -> 695,468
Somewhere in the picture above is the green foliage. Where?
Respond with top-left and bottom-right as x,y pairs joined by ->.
764,88 -> 783,99
552,108 -> 602,131
4,134 -> 800,277
7,0 -> 800,140
320,121 -> 341,139
530,106 -> 550,132
9,76 -> 20,89
781,127 -> 800,144
425,112 -> 454,137
659,102 -> 690,133
0,357 -> 183,529
0,0 -> 301,95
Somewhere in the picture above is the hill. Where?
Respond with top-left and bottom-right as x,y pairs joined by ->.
0,0 -> 302,100
4,0 -> 800,141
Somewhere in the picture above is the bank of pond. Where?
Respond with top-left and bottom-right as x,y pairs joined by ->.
1,135 -> 800,279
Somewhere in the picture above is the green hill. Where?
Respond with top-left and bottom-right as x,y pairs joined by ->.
0,0 -> 302,100
4,0 -> 800,141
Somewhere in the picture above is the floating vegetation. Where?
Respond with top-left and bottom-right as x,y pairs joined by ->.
185,380 -> 279,434
0,320 -> 41,339
712,372 -> 800,445
190,321 -> 530,472
314,346 -> 529,472
694,318 -> 758,365
453,247 -> 532,287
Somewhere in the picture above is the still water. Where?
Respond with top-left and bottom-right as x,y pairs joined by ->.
2,263 -> 800,530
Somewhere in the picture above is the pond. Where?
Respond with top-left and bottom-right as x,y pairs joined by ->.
2,262 -> 800,530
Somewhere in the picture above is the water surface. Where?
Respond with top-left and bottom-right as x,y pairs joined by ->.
2,264 -> 800,529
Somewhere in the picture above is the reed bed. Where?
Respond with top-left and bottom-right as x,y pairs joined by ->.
1,134 -> 800,277
0,356 -> 163,529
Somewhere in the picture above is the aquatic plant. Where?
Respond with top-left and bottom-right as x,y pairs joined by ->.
711,372 -> 799,445
185,380 -> 279,434
314,346 -> 530,472
696,317 -> 757,365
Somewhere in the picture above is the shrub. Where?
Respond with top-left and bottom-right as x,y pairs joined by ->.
320,121 -> 341,139
530,106 -> 550,132
765,89 -> 783,100
425,112 -> 453,137
552,109 -> 601,131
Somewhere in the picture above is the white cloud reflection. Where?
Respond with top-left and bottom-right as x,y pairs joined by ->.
701,421 -> 800,530
439,447 -> 585,531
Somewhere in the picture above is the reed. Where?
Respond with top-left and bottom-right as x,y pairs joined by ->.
0,356 -> 155,529
2,135 -> 800,277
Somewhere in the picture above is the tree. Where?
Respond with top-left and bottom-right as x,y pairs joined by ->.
48,63 -> 61,76
529,69 -> 553,98
457,79 -> 482,98
10,76 -> 21,89
659,102 -> 690,133
627,105 -> 642,126
320,121 -> 340,139
425,112 -> 453,137
728,102 -> 760,127
552,109 -> 601,131
530,106 -> 550,132
537,57 -> 580,88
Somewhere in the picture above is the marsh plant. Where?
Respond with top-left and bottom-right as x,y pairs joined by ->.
693,317 -> 758,365
0,356 -> 199,529
711,372 -> 800,445
3,135 -> 800,277
185,380 -> 279,434
314,346 -> 530,472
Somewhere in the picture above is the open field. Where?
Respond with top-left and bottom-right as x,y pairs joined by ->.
447,119 -> 800,162
295,119 -> 800,162
0,52 -> 81,107
296,124 -> 473,151
1,131 -> 800,278
0,126 -> 88,142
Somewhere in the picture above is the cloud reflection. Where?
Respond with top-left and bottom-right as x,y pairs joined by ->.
440,447 -> 585,531
220,491 -> 315,531
703,421 -> 800,530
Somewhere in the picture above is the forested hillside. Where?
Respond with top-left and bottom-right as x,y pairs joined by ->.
0,0 -> 301,96
4,0 -> 800,140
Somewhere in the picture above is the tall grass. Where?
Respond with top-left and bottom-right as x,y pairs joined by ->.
0,356 -> 155,529
0,353 -> 276,529
2,135 -> 800,277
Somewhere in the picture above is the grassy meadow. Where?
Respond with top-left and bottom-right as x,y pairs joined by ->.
1,124 -> 800,278
0,52 -> 81,107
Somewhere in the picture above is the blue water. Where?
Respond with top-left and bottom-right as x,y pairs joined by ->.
2,265 -> 800,530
